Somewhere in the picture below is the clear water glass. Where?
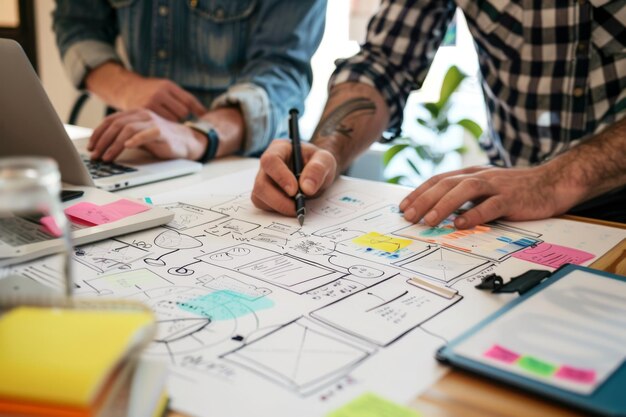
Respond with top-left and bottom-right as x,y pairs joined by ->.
0,157 -> 74,299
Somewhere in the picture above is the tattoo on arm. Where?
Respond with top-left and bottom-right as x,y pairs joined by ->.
313,98 -> 376,140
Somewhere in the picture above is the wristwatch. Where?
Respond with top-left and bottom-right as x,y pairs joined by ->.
184,120 -> 220,163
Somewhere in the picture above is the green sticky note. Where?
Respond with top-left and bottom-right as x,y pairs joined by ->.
327,393 -> 420,417
518,356 -> 557,377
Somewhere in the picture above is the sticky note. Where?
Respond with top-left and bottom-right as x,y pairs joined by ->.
484,344 -> 520,364
40,216 -> 63,237
512,242 -> 594,268
555,366 -> 596,384
352,232 -> 412,252
327,393 -> 420,417
65,199 -> 149,226
518,356 -> 557,377
179,290 -> 274,320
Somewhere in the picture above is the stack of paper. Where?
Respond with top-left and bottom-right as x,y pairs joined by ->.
0,306 -> 168,417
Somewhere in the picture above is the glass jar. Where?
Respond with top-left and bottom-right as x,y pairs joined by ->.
0,157 -> 74,300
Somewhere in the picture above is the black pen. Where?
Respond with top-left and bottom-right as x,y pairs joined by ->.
288,108 -> 306,226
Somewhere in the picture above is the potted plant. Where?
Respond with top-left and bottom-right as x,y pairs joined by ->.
383,65 -> 483,185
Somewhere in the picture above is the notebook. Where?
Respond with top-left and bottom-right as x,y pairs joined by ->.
0,304 -> 165,417
437,264 -> 626,417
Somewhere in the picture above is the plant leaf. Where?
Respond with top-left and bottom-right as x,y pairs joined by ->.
386,175 -> 407,185
423,102 -> 440,119
407,159 -> 421,176
382,144 -> 410,166
456,118 -> 483,140
414,145 -> 431,161
455,145 -> 469,155
437,65 -> 467,108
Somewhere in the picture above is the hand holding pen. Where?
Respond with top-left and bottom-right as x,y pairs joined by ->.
250,119 -> 338,220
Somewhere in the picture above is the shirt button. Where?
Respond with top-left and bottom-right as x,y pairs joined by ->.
190,0 -> 198,8
157,49 -> 168,59
573,87 -> 585,97
577,42 -> 587,53
578,0 -> 585,4
215,7 -> 224,19
159,6 -> 169,16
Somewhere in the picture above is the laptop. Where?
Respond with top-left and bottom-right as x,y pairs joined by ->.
0,39 -> 202,191
0,39 -> 175,265
71,133 -> 202,191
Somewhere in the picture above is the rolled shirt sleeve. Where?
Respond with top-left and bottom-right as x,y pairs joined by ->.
329,0 -> 456,132
211,83 -> 271,156
61,40 -> 121,89
53,0 -> 121,89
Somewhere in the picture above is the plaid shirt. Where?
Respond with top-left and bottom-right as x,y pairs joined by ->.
331,0 -> 626,167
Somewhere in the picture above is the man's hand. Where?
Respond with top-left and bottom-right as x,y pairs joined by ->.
399,164 -> 584,229
85,62 -> 206,121
251,140 -> 337,216
118,77 -> 206,121
88,109 -> 207,161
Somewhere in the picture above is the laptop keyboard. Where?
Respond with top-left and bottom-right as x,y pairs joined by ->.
82,157 -> 138,179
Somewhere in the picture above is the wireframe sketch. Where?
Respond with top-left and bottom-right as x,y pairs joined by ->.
131,286 -> 272,362
221,317 -> 374,396
395,216 -> 541,261
143,229 -> 204,273
160,202 -> 227,230
83,268 -> 173,296
396,248 -> 490,282
311,274 -> 462,346
197,243 -> 343,293
205,218 -> 261,237
74,239 -> 151,273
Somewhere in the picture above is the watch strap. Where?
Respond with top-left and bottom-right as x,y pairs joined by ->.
185,121 -> 220,163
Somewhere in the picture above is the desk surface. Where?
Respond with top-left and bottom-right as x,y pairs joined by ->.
110,156 -> 625,417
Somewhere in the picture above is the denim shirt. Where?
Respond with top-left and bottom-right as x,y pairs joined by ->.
53,0 -> 326,156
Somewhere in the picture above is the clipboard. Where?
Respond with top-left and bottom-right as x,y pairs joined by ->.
437,264 -> 626,417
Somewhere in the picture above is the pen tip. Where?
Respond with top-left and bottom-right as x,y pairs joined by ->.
297,215 -> 304,226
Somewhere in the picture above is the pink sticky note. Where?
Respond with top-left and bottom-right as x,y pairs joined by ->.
40,216 -> 63,237
65,199 -> 148,226
102,199 -> 149,217
484,344 -> 520,364
555,366 -> 596,384
512,242 -> 594,268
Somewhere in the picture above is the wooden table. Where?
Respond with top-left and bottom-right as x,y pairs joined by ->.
169,219 -> 625,417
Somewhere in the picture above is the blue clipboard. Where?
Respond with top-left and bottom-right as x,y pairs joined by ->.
437,264 -> 626,417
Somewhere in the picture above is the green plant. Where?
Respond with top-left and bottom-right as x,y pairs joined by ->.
383,65 -> 483,185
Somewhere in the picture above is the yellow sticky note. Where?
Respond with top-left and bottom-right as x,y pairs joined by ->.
327,392 -> 420,417
0,306 -> 153,407
352,232 -> 412,252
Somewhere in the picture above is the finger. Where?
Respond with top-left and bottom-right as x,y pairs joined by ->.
101,122 -> 152,162
454,196 -> 507,229
125,127 -> 161,149
259,141 -> 298,196
251,172 -> 296,217
399,165 -> 488,212
91,112 -> 146,159
299,150 -> 335,196
161,93 -> 192,121
88,111 -> 126,151
420,178 -> 495,226
402,176 -> 462,224
169,85 -> 206,117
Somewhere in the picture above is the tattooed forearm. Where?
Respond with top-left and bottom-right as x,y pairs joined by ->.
313,98 -> 376,139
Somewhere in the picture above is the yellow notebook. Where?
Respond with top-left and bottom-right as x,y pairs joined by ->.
0,306 -> 154,408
